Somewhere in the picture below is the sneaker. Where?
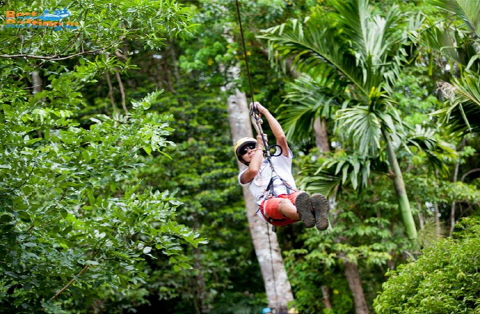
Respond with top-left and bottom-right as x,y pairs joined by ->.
295,192 -> 315,228
311,193 -> 330,230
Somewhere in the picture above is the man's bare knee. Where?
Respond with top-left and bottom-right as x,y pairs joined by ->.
278,199 -> 298,220
278,198 -> 293,208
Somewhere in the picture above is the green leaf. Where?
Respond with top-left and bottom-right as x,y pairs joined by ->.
0,214 -> 13,223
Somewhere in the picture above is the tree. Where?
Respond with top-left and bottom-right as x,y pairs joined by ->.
418,0 -> 480,135
0,0 -> 205,312
374,216 -> 480,314
256,1 -> 466,313
419,0 -> 480,234
227,91 -> 294,313
110,0 -> 310,311
259,0 -> 423,240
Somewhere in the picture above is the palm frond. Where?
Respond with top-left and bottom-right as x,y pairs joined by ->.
336,92 -> 407,156
258,15 -> 368,97
423,22 -> 462,62
336,106 -> 382,156
300,173 -> 341,198
434,74 -> 480,133
335,0 -> 407,90
278,73 -> 345,143
259,0 -> 411,102
431,0 -> 480,38
420,21 -> 480,72
299,153 -> 389,197
406,125 -> 458,175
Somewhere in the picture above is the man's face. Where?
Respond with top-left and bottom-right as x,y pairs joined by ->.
239,143 -> 256,163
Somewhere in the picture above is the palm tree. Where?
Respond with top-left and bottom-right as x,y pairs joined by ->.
428,0 -> 480,134
278,72 -> 346,152
259,0 -> 422,240
422,0 -> 480,235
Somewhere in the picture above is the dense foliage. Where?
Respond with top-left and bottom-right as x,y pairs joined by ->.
0,0 -> 205,313
1,0 -> 480,313
374,216 -> 480,314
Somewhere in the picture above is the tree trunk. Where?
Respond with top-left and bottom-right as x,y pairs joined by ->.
227,90 -> 294,313
343,260 -> 369,314
416,200 -> 425,230
384,132 -> 417,240
191,213 -> 209,314
313,117 -> 330,153
32,71 -> 42,94
193,246 -> 208,314
321,285 -> 333,310
433,202 -> 441,238
449,154 -> 460,236
315,117 -> 332,311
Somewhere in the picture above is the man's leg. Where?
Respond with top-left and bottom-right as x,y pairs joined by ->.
311,193 -> 330,230
277,198 -> 298,220
279,192 -> 315,228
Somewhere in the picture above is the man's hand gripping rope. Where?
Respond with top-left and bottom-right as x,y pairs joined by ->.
249,102 -> 282,158
249,102 -> 267,151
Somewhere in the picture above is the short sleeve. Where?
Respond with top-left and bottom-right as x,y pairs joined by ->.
238,169 -> 251,186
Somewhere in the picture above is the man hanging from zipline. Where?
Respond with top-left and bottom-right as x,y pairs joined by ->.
234,102 -> 330,230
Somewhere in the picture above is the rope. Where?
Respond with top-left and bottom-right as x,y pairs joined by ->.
234,1 -> 280,311
234,0 -> 255,106
266,219 -> 280,312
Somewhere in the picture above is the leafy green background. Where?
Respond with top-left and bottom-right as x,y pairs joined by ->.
1,0 -> 480,313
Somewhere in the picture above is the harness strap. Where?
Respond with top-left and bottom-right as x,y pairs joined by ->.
265,174 -> 295,198
258,174 -> 297,224
255,204 -> 289,223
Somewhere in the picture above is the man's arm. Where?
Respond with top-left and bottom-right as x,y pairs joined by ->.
239,133 -> 265,184
252,102 -> 289,157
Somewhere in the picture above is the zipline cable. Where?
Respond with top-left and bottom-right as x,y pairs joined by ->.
235,0 -> 283,159
234,1 -> 281,312
234,0 -> 273,155
234,0 -> 255,106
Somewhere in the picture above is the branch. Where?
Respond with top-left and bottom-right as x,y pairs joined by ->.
0,49 -> 104,61
48,264 -> 90,302
48,238 -> 107,302
115,50 -> 128,61
115,71 -> 128,114
461,168 -> 480,182
105,72 -> 118,112
0,166 -> 37,196
105,54 -> 119,113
